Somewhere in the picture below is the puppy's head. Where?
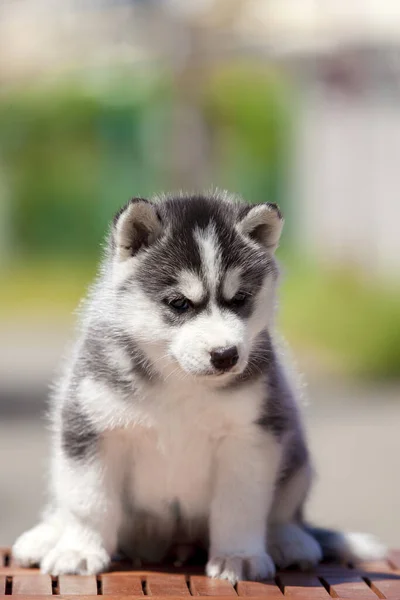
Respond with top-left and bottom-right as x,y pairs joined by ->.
110,192 -> 283,382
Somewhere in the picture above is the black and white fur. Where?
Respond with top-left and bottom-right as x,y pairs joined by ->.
13,191 -> 385,582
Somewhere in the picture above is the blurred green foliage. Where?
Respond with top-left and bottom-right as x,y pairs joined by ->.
0,65 -> 290,260
0,71 -> 172,258
204,63 -> 292,219
280,258 -> 400,380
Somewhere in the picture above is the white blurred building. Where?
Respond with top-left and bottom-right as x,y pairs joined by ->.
293,87 -> 400,279
0,0 -> 148,81
239,0 -> 400,279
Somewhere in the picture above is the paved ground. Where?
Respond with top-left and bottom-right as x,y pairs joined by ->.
1,377 -> 399,549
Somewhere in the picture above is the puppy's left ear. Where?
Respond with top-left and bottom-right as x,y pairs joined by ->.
237,203 -> 283,253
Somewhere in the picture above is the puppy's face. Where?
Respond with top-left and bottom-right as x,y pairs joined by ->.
111,194 -> 283,382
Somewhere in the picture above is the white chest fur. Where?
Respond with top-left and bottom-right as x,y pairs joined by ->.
130,419 -> 214,517
126,378 -> 265,520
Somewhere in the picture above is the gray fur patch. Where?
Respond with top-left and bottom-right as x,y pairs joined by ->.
61,400 -> 98,462
83,337 -> 134,394
79,324 -> 157,395
256,341 -> 297,438
278,429 -> 309,486
117,330 -> 158,382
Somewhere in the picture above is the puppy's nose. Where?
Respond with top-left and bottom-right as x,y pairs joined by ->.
210,346 -> 239,371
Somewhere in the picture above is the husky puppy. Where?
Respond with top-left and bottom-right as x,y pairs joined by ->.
13,191 -> 385,582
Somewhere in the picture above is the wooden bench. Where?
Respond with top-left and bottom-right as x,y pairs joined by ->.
1,548 -> 400,599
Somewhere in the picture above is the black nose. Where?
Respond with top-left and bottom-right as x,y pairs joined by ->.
210,346 -> 239,371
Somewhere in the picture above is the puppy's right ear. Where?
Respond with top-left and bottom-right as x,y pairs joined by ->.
112,198 -> 163,261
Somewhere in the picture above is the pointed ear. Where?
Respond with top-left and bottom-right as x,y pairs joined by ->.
237,203 -> 283,252
112,198 -> 163,260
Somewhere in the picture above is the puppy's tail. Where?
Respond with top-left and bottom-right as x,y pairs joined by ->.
305,526 -> 387,563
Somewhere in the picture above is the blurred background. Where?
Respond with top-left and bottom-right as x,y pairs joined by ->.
1,0 -> 400,549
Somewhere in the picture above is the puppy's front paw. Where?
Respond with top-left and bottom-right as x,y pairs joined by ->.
206,552 -> 275,584
41,542 -> 110,575
269,523 -> 322,570
13,521 -> 62,568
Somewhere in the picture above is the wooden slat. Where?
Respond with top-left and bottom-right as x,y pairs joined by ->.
12,574 -> 52,595
101,573 -> 144,594
0,566 -> 42,576
360,561 -> 394,573
388,551 -> 400,570
277,572 -> 331,598
0,594 -> 256,600
0,548 -> 41,575
0,597 -> 177,600
0,549 -> 8,568
146,573 -> 190,596
58,574 -> 98,594
236,580 -> 283,597
190,575 -> 237,596
7,553 -> 20,568
364,572 -> 400,599
320,573 -> 379,599
0,547 -> 398,599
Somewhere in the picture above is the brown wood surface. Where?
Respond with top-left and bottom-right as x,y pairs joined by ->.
1,548 -> 399,598
277,572 -> 331,598
0,549 -> 7,569
388,550 -> 400,571
101,573 -> 144,595
0,596 -> 279,600
190,575 -> 236,596
146,574 -> 190,596
358,561 -> 393,573
236,581 -> 283,598
58,574 -> 98,594
11,574 -> 52,595
363,568 -> 400,599
319,573 -> 378,599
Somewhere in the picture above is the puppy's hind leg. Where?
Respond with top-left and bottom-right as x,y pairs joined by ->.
268,462 -> 322,570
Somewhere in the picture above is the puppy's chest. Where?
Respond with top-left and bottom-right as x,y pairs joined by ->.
130,418 -> 214,515
128,383 -> 264,516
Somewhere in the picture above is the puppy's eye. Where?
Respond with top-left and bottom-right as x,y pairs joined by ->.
168,297 -> 192,312
230,291 -> 248,306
